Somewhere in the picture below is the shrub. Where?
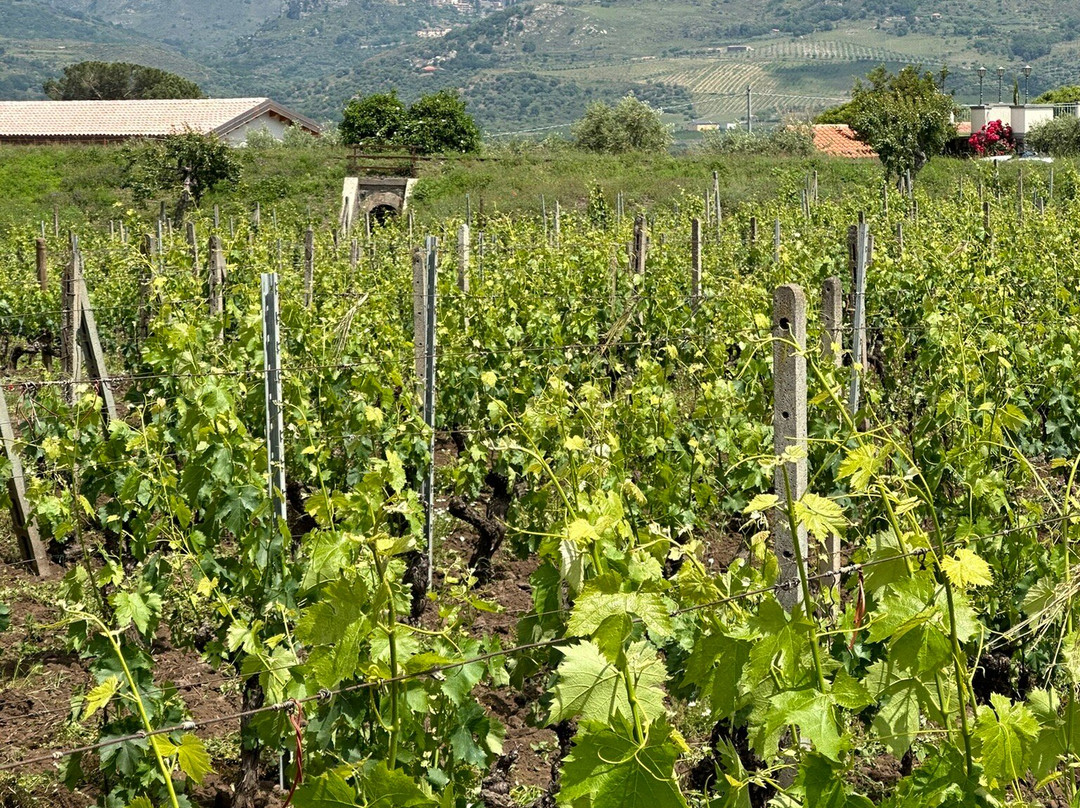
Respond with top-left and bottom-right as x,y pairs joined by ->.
968,120 -> 1015,156
700,125 -> 814,157
1026,116 -> 1080,156
572,96 -> 672,154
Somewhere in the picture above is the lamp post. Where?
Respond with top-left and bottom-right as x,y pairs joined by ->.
997,66 -> 1005,103
1024,64 -> 1032,104
978,66 -> 986,105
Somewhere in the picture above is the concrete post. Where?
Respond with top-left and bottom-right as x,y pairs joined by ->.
773,218 -> 781,264
303,227 -> 314,307
773,283 -> 808,609
821,277 -> 842,367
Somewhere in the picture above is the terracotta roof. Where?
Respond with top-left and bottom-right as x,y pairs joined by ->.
954,122 -> 972,136
0,98 -> 320,139
811,124 -> 877,158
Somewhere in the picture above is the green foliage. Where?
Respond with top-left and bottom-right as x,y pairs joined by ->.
340,90 -> 480,154
1034,85 -> 1080,104
121,132 -> 240,204
43,61 -> 202,101
847,65 -> 959,179
699,124 -> 815,157
572,95 -> 672,154
1027,116 -> 1080,156
402,90 -> 482,155
340,91 -> 408,148
814,100 -> 857,124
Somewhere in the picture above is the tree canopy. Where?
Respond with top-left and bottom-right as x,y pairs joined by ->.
122,132 -> 239,206
1035,85 -> 1080,104
846,65 -> 958,179
340,90 -> 480,154
43,61 -> 203,101
571,95 -> 672,154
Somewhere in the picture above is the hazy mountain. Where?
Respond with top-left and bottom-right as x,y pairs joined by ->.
6,0 -> 1080,132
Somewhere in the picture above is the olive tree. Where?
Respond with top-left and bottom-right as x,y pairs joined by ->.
572,95 -> 672,154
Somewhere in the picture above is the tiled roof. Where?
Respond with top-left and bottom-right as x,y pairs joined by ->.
811,124 -> 877,158
0,98 -> 320,139
954,122 -> 972,136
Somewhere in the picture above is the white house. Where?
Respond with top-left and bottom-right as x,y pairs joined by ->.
0,98 -> 320,145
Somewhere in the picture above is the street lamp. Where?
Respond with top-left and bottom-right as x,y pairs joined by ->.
978,66 -> 986,105
997,66 -> 1005,103
1024,64 -> 1033,104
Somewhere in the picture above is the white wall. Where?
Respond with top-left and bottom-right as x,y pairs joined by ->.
221,112 -> 293,145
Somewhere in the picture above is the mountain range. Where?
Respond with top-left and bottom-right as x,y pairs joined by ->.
3,0 -> 1080,135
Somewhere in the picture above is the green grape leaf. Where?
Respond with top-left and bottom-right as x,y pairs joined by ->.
797,752 -> 874,808
974,693 -> 1038,786
941,549 -> 993,590
831,669 -> 873,712
82,675 -> 120,720
550,641 -> 667,727
743,493 -> 778,514
793,493 -> 846,542
0,602 -> 10,633
111,589 -> 161,634
175,733 -> 214,785
872,679 -> 923,758
559,720 -> 688,808
126,798 -> 155,808
765,690 -> 846,761
568,575 -> 672,641
361,761 -> 439,807
837,444 -> 882,492
292,769 -> 360,807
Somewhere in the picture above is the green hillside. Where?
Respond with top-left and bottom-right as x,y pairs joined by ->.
6,0 -> 1080,131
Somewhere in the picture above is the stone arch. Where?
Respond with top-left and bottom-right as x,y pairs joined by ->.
360,190 -> 404,216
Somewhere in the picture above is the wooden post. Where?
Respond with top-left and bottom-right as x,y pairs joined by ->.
691,217 -> 702,307
749,216 -> 758,246
35,238 -> 47,291
896,221 -> 903,254
983,201 -> 992,246
350,239 -> 359,269
209,235 -> 225,319
0,386 -> 54,577
773,283 -> 808,609
554,200 -> 561,245
186,221 -> 199,274
76,274 -> 117,426
773,218 -> 781,263
303,227 -> 314,307
821,277 -> 842,367
138,234 -> 155,343
252,202 -> 261,232
632,215 -> 647,275
61,235 -> 83,387
53,206 -> 59,238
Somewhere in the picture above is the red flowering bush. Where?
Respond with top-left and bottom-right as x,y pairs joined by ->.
969,119 -> 1015,156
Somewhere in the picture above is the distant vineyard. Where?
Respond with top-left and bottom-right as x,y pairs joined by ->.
747,40 -> 912,62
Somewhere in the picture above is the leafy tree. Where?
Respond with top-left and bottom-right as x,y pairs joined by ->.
846,65 -> 959,179
572,95 -> 671,154
340,91 -> 408,148
1035,85 -> 1080,104
402,90 -> 482,154
122,132 -> 239,205
43,61 -> 202,100
339,90 -> 480,154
